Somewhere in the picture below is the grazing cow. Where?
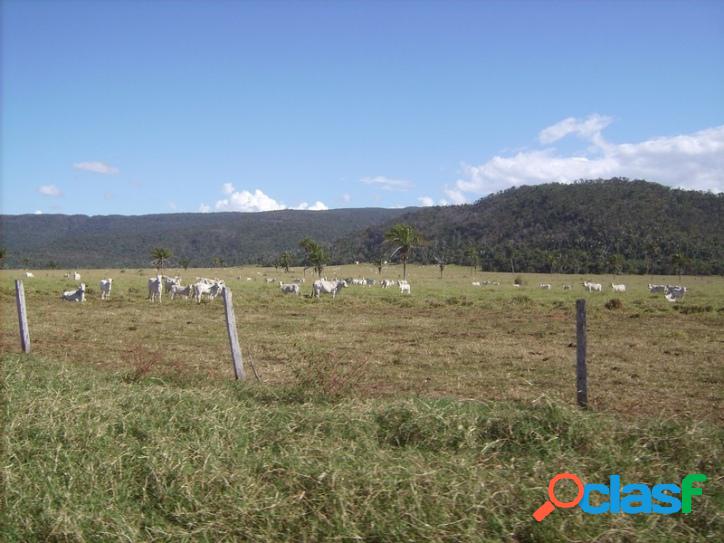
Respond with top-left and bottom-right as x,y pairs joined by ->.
399,280 -> 411,295
280,282 -> 301,295
381,279 -> 395,288
665,286 -> 686,302
161,275 -> 181,292
611,283 -> 626,293
472,281 -> 481,287
563,284 -> 572,290
648,283 -> 666,294
148,275 -> 163,303
73,272 -> 81,281
62,283 -> 86,302
170,283 -> 193,300
25,272 -> 34,278
191,280 -> 223,303
365,278 -> 377,287
99,278 -> 113,300
514,284 -> 521,288
313,279 -> 347,299
583,281 -> 602,292
539,283 -> 552,290
293,278 -> 305,284
351,278 -> 366,286
265,278 -> 276,284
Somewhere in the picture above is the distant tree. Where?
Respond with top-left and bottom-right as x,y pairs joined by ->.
384,223 -> 423,280
608,253 -> 625,278
0,248 -> 6,268
212,257 -> 225,268
21,257 -> 30,268
46,261 -> 58,270
178,257 -> 191,270
465,245 -> 480,272
299,237 -> 317,277
671,253 -> 690,282
277,251 -> 292,273
375,256 -> 384,275
308,245 -> 328,278
151,247 -> 172,271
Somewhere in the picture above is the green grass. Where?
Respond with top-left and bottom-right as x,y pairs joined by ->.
2,354 -> 722,542
1,265 -> 723,540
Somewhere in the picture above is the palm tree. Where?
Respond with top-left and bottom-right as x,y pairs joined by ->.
384,223 -> 423,280
151,247 -> 172,271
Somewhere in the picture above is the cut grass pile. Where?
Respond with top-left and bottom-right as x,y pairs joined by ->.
2,354 -> 722,542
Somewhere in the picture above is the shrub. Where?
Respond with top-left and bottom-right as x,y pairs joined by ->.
604,298 -> 623,310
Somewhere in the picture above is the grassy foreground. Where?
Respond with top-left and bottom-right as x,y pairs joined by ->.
2,354 -> 722,542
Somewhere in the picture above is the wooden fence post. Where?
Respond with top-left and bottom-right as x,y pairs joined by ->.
222,287 -> 245,380
576,299 -> 587,408
15,280 -> 31,353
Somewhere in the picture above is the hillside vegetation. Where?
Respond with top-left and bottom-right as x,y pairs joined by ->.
336,179 -> 724,275
0,208 -> 412,269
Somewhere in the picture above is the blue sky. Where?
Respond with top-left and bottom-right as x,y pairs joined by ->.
2,0 -> 723,215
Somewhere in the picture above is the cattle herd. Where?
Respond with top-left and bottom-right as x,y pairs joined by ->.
16,269 -> 689,304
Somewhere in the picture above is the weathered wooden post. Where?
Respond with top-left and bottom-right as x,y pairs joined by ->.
222,287 -> 245,380
15,280 -> 31,353
576,299 -> 587,408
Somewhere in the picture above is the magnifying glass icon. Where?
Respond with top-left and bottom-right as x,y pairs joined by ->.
533,473 -> 584,522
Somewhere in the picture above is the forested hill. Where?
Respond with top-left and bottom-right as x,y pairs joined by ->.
334,179 -> 723,275
0,208 -> 413,268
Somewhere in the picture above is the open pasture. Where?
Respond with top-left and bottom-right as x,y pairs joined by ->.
2,265 -> 721,421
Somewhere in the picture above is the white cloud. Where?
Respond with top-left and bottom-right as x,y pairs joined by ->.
222,182 -> 235,195
538,113 -> 612,145
34,210 -> 43,214
199,203 -> 211,213
215,188 -> 286,212
450,119 -> 724,199
342,193 -> 351,203
295,201 -> 329,211
418,196 -> 434,207
443,188 -> 467,205
73,161 -> 119,174
361,176 -> 414,191
38,184 -> 62,197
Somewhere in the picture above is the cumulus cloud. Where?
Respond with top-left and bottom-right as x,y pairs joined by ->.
361,176 -> 414,191
418,196 -> 434,207
295,201 -> 329,211
38,184 -> 62,197
450,118 -> 724,199
538,113 -> 612,145
73,161 -> 119,174
208,185 -> 329,213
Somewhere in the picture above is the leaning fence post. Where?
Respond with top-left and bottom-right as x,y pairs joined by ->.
576,299 -> 587,408
15,280 -> 31,353
222,287 -> 245,380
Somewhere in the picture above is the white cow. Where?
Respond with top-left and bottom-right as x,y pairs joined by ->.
472,281 -> 481,287
381,279 -> 395,288
399,280 -> 411,295
583,281 -> 602,292
192,281 -> 223,303
648,284 -> 667,294
161,275 -> 181,292
313,279 -> 347,299
148,275 -> 163,303
62,283 -> 86,302
280,282 -> 301,295
539,283 -> 552,290
265,278 -> 276,284
611,283 -> 626,293
99,278 -> 113,300
73,272 -> 81,281
365,278 -> 377,287
170,283 -> 193,300
665,286 -> 686,302
24,272 -> 34,278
